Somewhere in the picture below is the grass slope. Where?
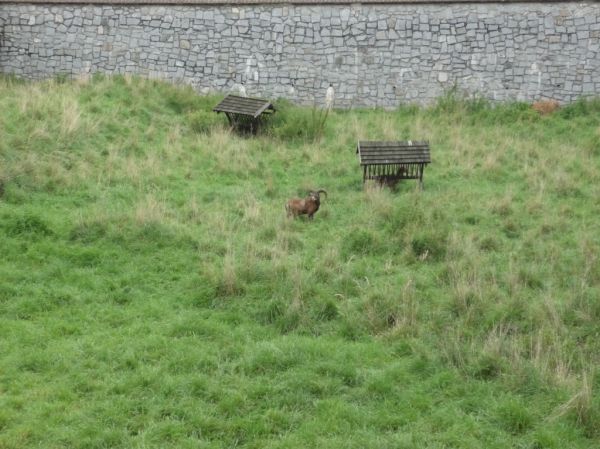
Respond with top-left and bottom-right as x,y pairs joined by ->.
0,75 -> 599,449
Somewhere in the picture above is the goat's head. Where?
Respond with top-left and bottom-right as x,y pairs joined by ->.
309,189 -> 327,201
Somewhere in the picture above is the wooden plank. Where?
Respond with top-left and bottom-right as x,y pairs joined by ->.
215,105 -> 256,113
360,155 -> 430,160
360,146 -> 430,150
361,150 -> 430,155
219,102 -> 267,112
365,175 -> 420,179
361,163 -> 429,166
360,140 -> 429,144
361,150 -> 430,154
360,144 -> 429,148
216,107 -> 274,118
254,102 -> 275,117
360,160 -> 430,164
215,101 -> 265,110
361,156 -> 430,160
359,140 -> 429,147
360,158 -> 431,164
215,101 -> 262,109
361,162 -> 430,166
365,157 -> 426,160
216,109 -> 265,117
217,101 -> 269,111
215,106 -> 261,115
361,152 -> 430,156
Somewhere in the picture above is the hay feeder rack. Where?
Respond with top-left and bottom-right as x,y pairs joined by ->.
356,140 -> 431,189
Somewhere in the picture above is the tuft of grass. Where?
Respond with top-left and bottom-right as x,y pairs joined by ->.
269,100 -> 330,142
552,371 -> 599,438
2,211 -> 54,237
188,109 -> 226,134
496,398 -> 534,434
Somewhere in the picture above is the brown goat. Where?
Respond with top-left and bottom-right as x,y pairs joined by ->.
375,176 -> 400,189
373,167 -> 407,190
285,189 -> 327,220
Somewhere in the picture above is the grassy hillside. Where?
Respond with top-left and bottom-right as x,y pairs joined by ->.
0,75 -> 599,449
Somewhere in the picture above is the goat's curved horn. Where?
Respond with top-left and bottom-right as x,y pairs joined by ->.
317,189 -> 327,198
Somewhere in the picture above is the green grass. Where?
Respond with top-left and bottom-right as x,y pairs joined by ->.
1,74 -> 599,448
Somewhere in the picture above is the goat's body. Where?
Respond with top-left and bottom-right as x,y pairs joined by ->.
286,197 -> 320,219
373,167 -> 406,189
374,175 -> 401,189
285,190 -> 326,220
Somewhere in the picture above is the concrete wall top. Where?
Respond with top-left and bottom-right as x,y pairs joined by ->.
0,0 -> 594,4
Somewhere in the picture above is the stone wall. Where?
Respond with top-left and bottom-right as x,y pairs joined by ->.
0,2 -> 599,107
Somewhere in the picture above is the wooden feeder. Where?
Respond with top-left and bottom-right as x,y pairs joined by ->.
356,140 -> 431,189
213,94 -> 275,134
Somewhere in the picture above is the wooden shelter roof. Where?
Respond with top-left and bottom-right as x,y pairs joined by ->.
357,141 -> 431,165
213,95 -> 275,119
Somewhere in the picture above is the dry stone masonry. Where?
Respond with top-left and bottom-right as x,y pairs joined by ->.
0,1 -> 599,107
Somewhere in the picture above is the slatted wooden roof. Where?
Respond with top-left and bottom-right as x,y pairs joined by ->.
357,141 -> 431,165
213,95 -> 275,119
